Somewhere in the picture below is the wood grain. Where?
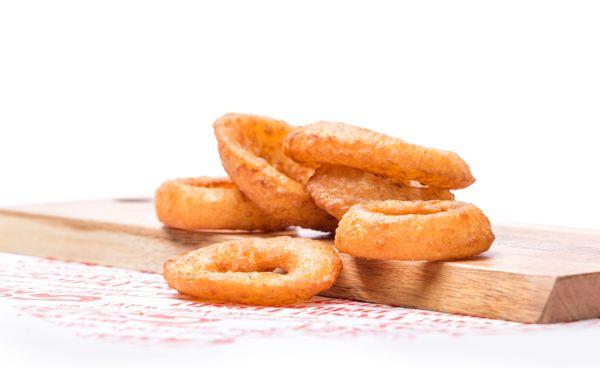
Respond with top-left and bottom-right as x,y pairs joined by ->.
1,198 -> 599,323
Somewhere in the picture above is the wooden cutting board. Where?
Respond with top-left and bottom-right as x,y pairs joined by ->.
1,198 -> 599,324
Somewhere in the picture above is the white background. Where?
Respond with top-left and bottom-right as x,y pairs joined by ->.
1,0 -> 599,230
2,3 -> 600,367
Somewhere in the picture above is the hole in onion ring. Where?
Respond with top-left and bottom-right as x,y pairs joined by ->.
363,200 -> 454,217
185,180 -> 238,190
272,267 -> 287,275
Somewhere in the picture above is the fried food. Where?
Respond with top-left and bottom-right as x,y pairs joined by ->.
307,165 -> 455,219
163,236 -> 343,305
155,177 -> 289,231
335,200 -> 494,261
213,113 -> 337,231
284,122 -> 475,189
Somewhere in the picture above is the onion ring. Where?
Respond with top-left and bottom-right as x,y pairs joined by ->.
335,200 -> 494,261
307,165 -> 455,219
214,113 -> 337,231
163,236 -> 343,305
284,122 -> 475,189
155,177 -> 289,231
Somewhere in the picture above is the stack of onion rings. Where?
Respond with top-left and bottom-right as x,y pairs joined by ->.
163,236 -> 342,305
155,177 -> 289,231
156,114 -> 494,305
282,121 -> 493,261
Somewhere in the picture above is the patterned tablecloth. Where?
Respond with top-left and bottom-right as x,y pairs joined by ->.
1,251 -> 599,367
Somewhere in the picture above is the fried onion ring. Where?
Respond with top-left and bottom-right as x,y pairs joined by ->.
284,122 -> 475,189
155,177 -> 289,231
214,114 -> 337,231
335,200 -> 494,261
163,236 -> 343,305
307,165 -> 455,219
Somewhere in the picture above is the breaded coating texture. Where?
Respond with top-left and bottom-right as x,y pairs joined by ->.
214,114 -> 338,231
164,236 -> 343,305
155,177 -> 289,231
307,165 -> 454,219
335,200 -> 494,261
285,122 -> 475,189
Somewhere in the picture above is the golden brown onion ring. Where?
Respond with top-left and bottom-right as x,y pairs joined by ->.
163,236 -> 343,305
335,200 -> 494,261
307,165 -> 455,219
155,177 -> 289,231
284,122 -> 475,189
213,114 -> 337,231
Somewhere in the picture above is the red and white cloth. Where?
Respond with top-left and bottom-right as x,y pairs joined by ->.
1,252 -> 598,346
1,252 -> 600,368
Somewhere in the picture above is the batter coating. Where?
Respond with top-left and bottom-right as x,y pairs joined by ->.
335,200 -> 494,261
214,114 -> 337,231
155,177 -> 289,231
163,236 -> 343,305
307,165 -> 455,219
284,122 -> 475,189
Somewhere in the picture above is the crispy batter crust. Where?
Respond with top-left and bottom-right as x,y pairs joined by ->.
335,200 -> 494,261
155,177 -> 289,231
163,236 -> 343,305
307,165 -> 455,219
284,122 -> 475,189
214,114 -> 337,231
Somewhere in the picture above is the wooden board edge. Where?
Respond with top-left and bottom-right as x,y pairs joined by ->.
321,256 -> 556,323
537,273 -> 600,323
